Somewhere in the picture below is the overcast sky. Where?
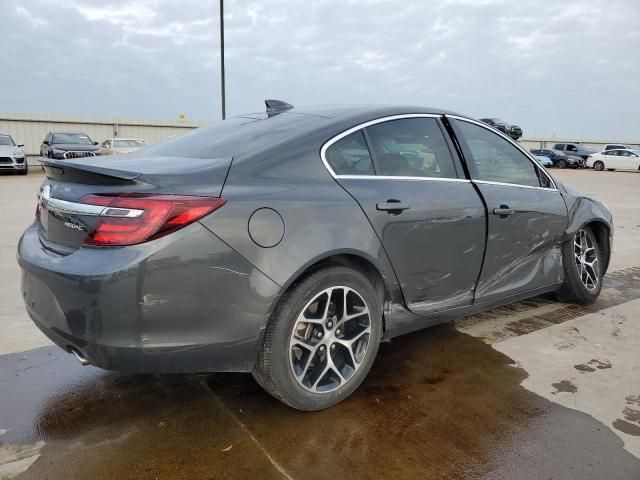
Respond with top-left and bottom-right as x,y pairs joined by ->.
3,0 -> 639,139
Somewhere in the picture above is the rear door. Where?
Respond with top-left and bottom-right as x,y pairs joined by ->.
324,115 -> 486,313
449,117 -> 568,303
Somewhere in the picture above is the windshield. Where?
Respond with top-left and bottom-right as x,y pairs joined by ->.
52,133 -> 93,145
114,139 -> 146,148
489,118 -> 505,124
0,135 -> 15,146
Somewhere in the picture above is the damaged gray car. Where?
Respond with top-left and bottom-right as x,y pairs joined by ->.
18,101 -> 612,410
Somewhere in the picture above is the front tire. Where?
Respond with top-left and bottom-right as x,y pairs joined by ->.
593,161 -> 604,171
557,159 -> 568,169
253,265 -> 382,410
559,227 -> 603,304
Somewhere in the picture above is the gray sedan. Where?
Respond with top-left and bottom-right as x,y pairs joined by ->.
18,102 -> 612,410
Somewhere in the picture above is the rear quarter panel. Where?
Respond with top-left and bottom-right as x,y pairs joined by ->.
198,130 -> 402,304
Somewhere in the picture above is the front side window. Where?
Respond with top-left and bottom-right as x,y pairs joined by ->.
365,118 -> 458,178
454,120 -> 547,188
325,131 -> 375,176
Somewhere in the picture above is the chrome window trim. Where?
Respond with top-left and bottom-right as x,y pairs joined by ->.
473,180 -> 557,192
320,113 -> 453,181
445,115 -> 558,191
336,175 -> 471,183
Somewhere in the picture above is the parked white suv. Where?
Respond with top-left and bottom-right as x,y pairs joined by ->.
0,132 -> 28,175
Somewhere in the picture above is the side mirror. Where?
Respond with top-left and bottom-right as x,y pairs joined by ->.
43,140 -> 49,145
18,144 -> 24,147
93,141 -> 99,145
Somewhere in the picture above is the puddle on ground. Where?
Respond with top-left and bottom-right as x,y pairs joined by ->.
1,325 -> 639,479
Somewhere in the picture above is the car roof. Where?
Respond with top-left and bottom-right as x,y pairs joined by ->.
107,137 -> 144,141
236,104 -> 465,122
51,131 -> 90,135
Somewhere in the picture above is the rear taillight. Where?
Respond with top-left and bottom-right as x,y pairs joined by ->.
79,194 -> 225,246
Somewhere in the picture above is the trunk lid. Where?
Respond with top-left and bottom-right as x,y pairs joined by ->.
38,155 -> 232,251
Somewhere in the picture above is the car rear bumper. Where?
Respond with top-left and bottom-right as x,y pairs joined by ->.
18,221 -> 282,373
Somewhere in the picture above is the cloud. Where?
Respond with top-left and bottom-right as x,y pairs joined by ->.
1,0 -> 639,138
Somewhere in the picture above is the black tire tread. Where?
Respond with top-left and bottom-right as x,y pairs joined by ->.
253,264 -> 380,410
558,226 -> 602,305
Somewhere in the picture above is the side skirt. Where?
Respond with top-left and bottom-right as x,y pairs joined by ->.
382,282 -> 563,341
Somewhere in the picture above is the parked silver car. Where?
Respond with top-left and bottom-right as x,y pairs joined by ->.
100,138 -> 147,155
0,132 -> 28,175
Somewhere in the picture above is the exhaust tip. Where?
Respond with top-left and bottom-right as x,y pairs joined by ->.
70,349 -> 91,366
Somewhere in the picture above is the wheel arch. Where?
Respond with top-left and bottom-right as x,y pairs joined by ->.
281,249 -> 400,320
585,220 -> 612,275
566,217 -> 612,275
255,249 -> 403,359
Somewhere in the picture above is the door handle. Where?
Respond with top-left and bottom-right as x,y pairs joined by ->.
376,200 -> 410,214
492,205 -> 515,218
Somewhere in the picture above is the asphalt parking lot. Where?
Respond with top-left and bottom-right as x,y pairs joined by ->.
1,168 -> 639,479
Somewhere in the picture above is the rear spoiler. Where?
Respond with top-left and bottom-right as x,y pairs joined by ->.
39,156 -> 234,196
41,158 -> 141,181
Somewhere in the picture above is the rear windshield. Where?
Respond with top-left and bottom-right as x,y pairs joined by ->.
143,113 -> 323,159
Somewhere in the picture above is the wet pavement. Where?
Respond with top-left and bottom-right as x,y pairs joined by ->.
2,324 -> 639,479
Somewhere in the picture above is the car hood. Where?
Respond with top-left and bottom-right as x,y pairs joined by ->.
50,144 -> 100,152
0,145 -> 22,156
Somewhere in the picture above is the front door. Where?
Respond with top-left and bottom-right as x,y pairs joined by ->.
324,116 -> 486,313
449,117 -> 568,303
616,150 -> 640,170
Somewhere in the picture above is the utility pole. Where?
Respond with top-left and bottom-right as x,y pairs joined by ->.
219,0 -> 226,120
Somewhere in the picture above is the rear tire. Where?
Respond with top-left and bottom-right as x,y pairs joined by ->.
253,265 -> 382,410
593,161 -> 604,171
558,226 -> 603,304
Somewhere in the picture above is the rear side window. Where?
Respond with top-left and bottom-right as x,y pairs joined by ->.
454,120 -> 547,188
325,131 -> 375,176
365,118 -> 458,178
554,144 -> 564,150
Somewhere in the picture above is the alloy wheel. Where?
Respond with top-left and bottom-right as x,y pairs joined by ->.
289,286 -> 372,393
574,229 -> 599,291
